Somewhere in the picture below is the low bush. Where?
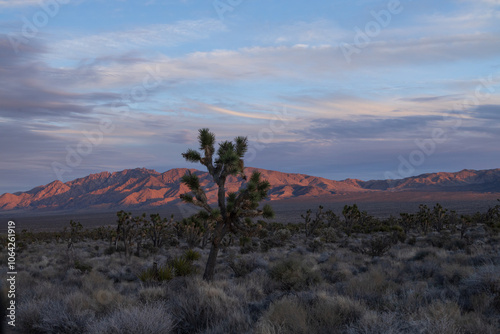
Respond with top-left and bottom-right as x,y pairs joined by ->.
269,258 -> 322,291
139,263 -> 174,283
88,303 -> 173,334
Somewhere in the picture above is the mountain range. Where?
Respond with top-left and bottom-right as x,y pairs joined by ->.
1,167 -> 499,212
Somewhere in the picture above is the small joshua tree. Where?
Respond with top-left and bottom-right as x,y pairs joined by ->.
181,128 -> 274,281
301,205 -> 326,237
342,204 -> 361,234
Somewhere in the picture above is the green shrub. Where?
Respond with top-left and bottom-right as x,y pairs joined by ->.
269,258 -> 322,291
412,249 -> 435,261
139,263 -> 174,283
170,257 -> 196,277
358,235 -> 394,257
321,227 -> 337,243
183,249 -> 201,262
74,260 -> 92,273
239,236 -> 251,247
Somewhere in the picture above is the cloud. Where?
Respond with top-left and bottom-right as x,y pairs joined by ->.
50,19 -> 226,60
51,31 -> 500,93
260,19 -> 347,45
194,101 -> 279,120
472,104 -> 500,120
0,0 -> 41,7
300,115 -> 444,141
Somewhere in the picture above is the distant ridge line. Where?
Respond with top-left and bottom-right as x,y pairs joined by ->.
1,167 -> 499,212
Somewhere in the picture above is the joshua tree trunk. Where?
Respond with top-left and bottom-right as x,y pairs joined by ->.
203,240 -> 220,281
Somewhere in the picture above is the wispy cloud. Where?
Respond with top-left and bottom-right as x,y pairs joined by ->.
50,19 -> 226,59
196,102 -> 279,120
0,0 -> 42,7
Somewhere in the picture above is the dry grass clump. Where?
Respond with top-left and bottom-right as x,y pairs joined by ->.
18,297 -> 92,334
167,277 -> 252,334
269,257 -> 322,291
87,303 -> 173,334
256,292 -> 365,334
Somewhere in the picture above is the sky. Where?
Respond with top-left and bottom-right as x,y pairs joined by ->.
0,0 -> 499,194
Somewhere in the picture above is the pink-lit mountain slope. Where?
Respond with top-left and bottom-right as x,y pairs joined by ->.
0,167 -> 499,212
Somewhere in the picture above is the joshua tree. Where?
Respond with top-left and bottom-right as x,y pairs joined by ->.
301,205 -> 326,237
145,213 -> 173,248
417,204 -> 431,234
116,210 -> 134,257
431,203 -> 448,232
180,128 -> 274,281
342,204 -> 361,234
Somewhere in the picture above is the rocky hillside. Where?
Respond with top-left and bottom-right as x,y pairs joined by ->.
0,167 -> 499,211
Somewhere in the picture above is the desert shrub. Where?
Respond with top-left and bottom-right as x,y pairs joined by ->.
403,259 -> 442,282
256,296 -> 308,334
285,223 -> 301,234
258,228 -> 269,239
183,249 -> 201,262
257,293 -> 365,334
275,229 -> 291,243
411,249 -> 435,261
305,294 -> 365,333
228,256 -> 259,278
390,227 -> 406,244
74,260 -> 93,273
407,235 -> 417,245
414,300 -> 468,334
320,227 -> 337,243
260,236 -> 284,252
347,310 -> 408,334
268,222 -> 285,232
168,278 -> 251,334
239,235 -> 251,247
18,298 -> 92,334
345,268 -> 395,310
459,265 -> 500,313
320,265 -> 351,284
444,237 -> 468,251
432,264 -> 471,287
307,238 -> 324,253
139,263 -> 174,283
88,303 -> 173,334
357,235 -> 394,257
461,265 -> 500,295
169,256 -> 197,277
269,258 -> 322,291
240,239 -> 259,254
104,246 -> 115,255
138,287 -> 167,303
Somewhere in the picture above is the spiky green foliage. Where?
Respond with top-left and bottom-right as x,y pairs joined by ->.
263,204 -> 275,219
139,263 -> 174,282
184,249 -> 201,261
181,173 -> 201,191
169,256 -> 197,276
198,128 -> 216,155
182,149 -> 202,163
180,129 -> 274,281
